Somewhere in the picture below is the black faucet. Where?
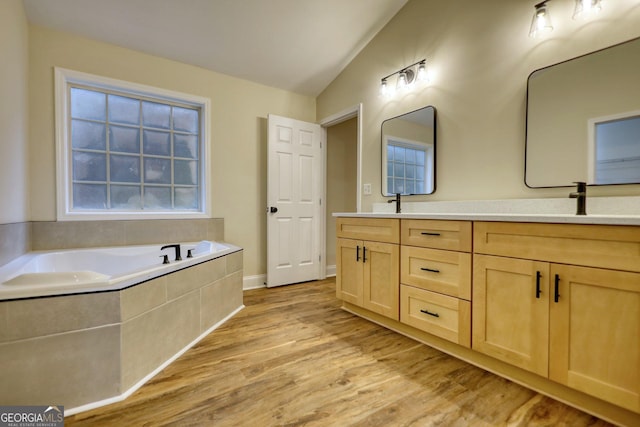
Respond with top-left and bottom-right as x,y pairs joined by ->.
161,244 -> 182,261
569,181 -> 587,215
387,193 -> 401,213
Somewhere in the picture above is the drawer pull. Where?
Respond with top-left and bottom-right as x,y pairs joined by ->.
420,308 -> 440,318
554,274 -> 560,303
420,267 -> 440,273
421,232 -> 441,236
536,271 -> 542,299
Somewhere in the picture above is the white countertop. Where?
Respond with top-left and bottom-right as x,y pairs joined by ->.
332,211 -> 640,226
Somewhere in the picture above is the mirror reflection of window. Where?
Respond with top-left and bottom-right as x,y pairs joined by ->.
590,112 -> 640,184
381,106 -> 436,196
384,136 -> 433,195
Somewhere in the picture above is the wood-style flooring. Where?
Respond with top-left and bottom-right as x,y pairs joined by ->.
66,278 -> 612,426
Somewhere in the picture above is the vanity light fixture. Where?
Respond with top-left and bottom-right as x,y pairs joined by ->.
379,59 -> 427,97
573,0 -> 602,19
529,0 -> 553,38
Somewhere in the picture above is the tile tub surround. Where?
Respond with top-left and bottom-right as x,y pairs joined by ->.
0,221 -> 30,267
0,249 -> 243,414
30,218 -> 225,251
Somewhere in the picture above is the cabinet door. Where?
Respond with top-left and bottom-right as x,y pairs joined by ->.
336,238 -> 363,305
473,254 -> 550,376
363,241 -> 399,320
549,264 -> 640,413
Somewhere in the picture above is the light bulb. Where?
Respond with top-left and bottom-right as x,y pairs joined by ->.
417,62 -> 428,82
396,71 -> 408,91
573,0 -> 602,20
529,2 -> 553,38
379,79 -> 389,97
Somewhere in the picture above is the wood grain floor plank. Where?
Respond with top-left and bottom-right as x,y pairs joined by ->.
65,278 -> 612,426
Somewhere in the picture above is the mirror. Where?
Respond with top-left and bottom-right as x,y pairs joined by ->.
525,37 -> 640,188
382,106 -> 436,195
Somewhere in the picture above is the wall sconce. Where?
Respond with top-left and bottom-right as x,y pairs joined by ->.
529,0 -> 553,38
380,59 -> 428,97
573,0 -> 602,19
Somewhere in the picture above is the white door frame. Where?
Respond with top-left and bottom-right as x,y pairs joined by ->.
318,103 -> 363,279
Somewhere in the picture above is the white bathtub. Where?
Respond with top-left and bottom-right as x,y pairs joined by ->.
0,241 -> 241,301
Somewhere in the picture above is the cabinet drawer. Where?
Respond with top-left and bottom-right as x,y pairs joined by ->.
474,221 -> 640,273
401,246 -> 471,300
401,219 -> 472,251
336,217 -> 399,244
400,285 -> 471,347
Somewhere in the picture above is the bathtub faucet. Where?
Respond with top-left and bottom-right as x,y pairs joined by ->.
161,244 -> 182,261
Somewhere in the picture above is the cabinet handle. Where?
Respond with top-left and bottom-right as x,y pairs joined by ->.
421,232 -> 441,236
362,246 -> 367,263
356,246 -> 360,262
536,271 -> 542,299
420,309 -> 440,318
421,267 -> 440,273
554,274 -> 560,303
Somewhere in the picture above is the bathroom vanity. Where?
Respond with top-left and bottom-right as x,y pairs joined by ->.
334,213 -> 640,426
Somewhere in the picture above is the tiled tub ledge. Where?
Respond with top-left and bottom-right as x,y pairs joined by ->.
0,249 -> 243,415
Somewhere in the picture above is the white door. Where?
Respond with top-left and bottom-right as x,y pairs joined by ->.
267,114 -> 323,287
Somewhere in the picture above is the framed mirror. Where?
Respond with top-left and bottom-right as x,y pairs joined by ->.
525,37 -> 640,188
381,106 -> 436,196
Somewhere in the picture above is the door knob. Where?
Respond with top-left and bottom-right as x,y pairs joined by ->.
269,206 -> 278,213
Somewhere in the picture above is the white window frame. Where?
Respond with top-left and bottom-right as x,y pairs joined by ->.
54,67 -> 211,221
382,135 -> 434,196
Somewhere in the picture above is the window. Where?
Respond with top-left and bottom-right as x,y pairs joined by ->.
55,68 -> 211,220
383,136 -> 434,195
588,111 -> 640,185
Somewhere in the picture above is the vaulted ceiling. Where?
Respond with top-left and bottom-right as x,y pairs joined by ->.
23,0 -> 408,96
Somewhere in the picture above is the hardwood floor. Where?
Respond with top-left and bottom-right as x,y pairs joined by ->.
66,278 -> 611,426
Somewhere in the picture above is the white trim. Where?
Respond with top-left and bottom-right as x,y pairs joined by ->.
320,126 -> 327,280
54,67 -> 212,221
63,304 -> 244,417
325,264 -> 336,277
243,274 -> 267,290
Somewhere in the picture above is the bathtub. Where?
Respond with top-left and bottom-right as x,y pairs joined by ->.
0,240 -> 241,301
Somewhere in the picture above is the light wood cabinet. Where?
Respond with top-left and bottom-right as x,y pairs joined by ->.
399,219 -> 472,347
336,215 -> 640,422
336,218 -> 399,320
401,219 -> 471,251
549,264 -> 640,413
401,246 -> 471,300
400,284 -> 471,347
472,254 -> 550,376
473,222 -> 640,413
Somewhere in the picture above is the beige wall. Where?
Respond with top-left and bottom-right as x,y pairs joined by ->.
326,118 -> 358,267
0,0 -> 29,224
317,0 -> 640,211
28,25 -> 315,277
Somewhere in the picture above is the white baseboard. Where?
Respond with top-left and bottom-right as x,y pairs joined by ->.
243,274 -> 266,290
326,265 -> 336,277
243,270 -> 335,290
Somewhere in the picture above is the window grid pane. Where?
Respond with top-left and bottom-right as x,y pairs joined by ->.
387,143 -> 428,195
70,85 -> 200,211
